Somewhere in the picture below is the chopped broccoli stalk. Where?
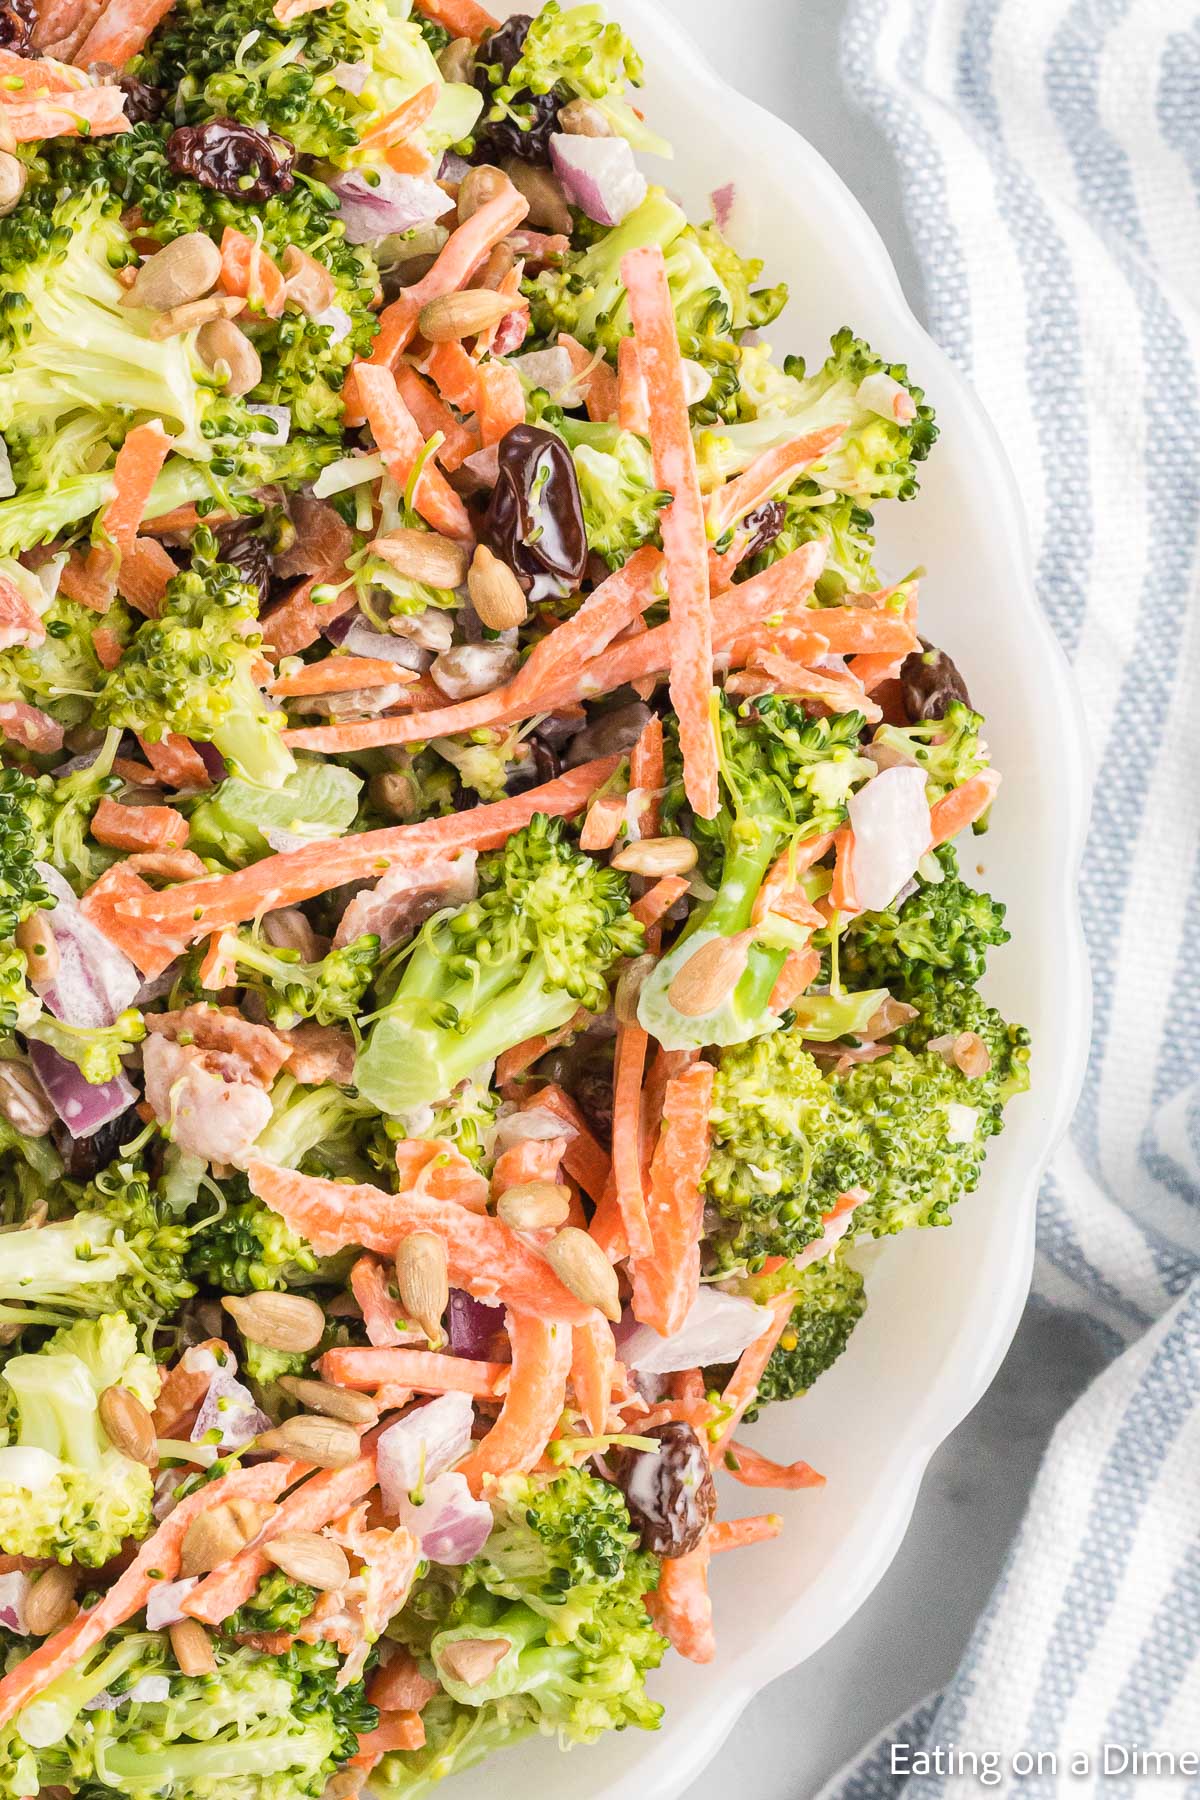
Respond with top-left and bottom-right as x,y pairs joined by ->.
0,1314 -> 160,1565
355,815 -> 643,1114
23,1005 -> 145,1086
186,760 -> 363,867
93,531 -> 294,790
253,1075 -> 380,1176
637,700 -> 876,1052
382,1467 -> 663,1796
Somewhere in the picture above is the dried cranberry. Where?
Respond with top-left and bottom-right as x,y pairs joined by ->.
482,424 -> 587,605
610,1421 -> 718,1558
900,636 -> 972,722
52,1106 -> 140,1179
741,499 -> 787,560
0,0 -> 34,54
167,119 -> 296,203
116,73 -> 167,124
473,12 -> 559,163
216,521 -> 272,608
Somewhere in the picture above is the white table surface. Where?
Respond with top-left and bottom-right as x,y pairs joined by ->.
651,2 -> 1110,1794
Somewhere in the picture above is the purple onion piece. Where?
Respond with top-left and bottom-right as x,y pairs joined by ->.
191,741 -> 227,784
621,1288 -> 772,1375
549,132 -> 647,227
438,149 -> 471,183
377,1392 -> 475,1516
0,1572 -> 30,1634
330,167 -> 454,244
28,1042 -> 136,1140
447,1288 -> 503,1359
191,1366 -> 273,1450
399,1471 -> 493,1565
145,1576 -> 198,1630
341,617 -> 431,672
34,863 -> 140,1027
321,608 -> 359,647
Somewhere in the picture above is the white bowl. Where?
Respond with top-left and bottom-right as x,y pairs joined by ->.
446,4 -> 1092,1795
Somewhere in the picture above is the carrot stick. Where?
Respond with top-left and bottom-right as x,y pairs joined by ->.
570,1315 -> 615,1437
269,657 -> 417,698
708,1514 -> 783,1553
219,228 -> 286,317
630,1061 -> 714,1336
98,422 -> 171,560
91,797 -> 188,852
611,1022 -> 653,1263
349,363 -> 474,542
384,138 -> 434,175
709,1293 -> 794,1458
628,713 -> 665,836
184,1449 -> 379,1627
750,833 -> 834,927
722,1441 -> 825,1490
410,0 -> 496,41
394,364 -> 478,472
559,332 -> 618,422
511,546 -> 663,699
367,185 -> 529,369
630,875 -> 689,932
705,427 -> 847,539
494,1007 -> 589,1089
457,1312 -> 573,1493
321,1345 -> 508,1397
475,359 -> 526,446
589,1173 -> 628,1265
623,247 -> 717,818
617,335 -> 650,435
829,825 -> 858,914
136,731 -> 211,789
75,0 -> 177,64
0,1462 -> 297,1725
647,1542 -> 714,1663
249,1161 -> 602,1325
421,341 -> 480,414
350,1711 -> 426,1764
79,757 -> 620,972
929,768 -> 1001,846
475,261 -> 524,357
359,80 -> 438,149
519,1083 -> 612,1202
260,564 -> 357,657
367,1654 -> 440,1715
393,1137 -> 490,1211
116,535 -> 176,617
768,945 -> 821,1013
491,1134 -> 568,1197
57,548 -> 115,613
743,606 -> 917,658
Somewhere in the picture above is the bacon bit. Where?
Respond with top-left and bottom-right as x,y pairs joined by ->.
145,1004 -> 292,1087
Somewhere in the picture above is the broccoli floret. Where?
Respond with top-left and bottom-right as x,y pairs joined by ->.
476,0 -> 659,152
0,1314 -> 159,1566
870,701 -> 991,803
6,1630 -> 375,1798
713,1246 -> 866,1417
186,1193 -> 323,1294
382,1468 -> 663,1796
252,1075 -> 381,1176
0,770 -> 54,938
215,929 -> 380,1031
23,1004 -> 146,1086
560,421 -> 669,567
225,1570 -> 318,1638
4,726 -> 127,897
743,486 -> 881,603
697,328 -> 938,502
842,845 -> 1010,993
526,186 -> 689,347
0,1147 -> 194,1331
94,531 -> 294,790
637,699 -> 880,1052
186,760 -> 363,867
0,580 -> 136,732
0,181 -> 219,488
355,815 -> 643,1114
704,986 -> 1029,1264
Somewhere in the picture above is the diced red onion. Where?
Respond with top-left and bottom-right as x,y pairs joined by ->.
395,1470 -> 493,1565
321,608 -> 359,647
510,346 -> 582,406
246,404 -> 290,446
342,617 -> 431,672
846,765 -> 932,915
312,303 -> 353,344
621,1287 -> 771,1373
447,1287 -> 503,1359
191,1365 -> 272,1450
549,132 -> 647,227
192,741 -> 227,783
492,306 -> 529,356
377,1391 -> 475,1515
438,149 -> 471,183
28,1042 -> 135,1140
710,182 -> 735,233
333,59 -> 370,94
34,863 -> 140,1026
331,168 -> 454,244
0,1572 -> 30,1634
134,960 -> 182,1008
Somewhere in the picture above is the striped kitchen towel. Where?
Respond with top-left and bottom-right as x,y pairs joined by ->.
826,0 -> 1200,1792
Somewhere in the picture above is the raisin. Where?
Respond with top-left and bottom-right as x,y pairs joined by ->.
115,73 -> 167,124
740,499 -> 787,561
167,119 -> 296,203
0,0 -> 34,53
53,1106 -> 140,1179
482,424 -> 587,604
609,1421 -> 718,1558
216,521 -> 272,608
900,636 -> 972,722
473,12 -> 560,164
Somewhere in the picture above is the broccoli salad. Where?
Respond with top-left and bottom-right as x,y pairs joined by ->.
0,0 -> 1028,1792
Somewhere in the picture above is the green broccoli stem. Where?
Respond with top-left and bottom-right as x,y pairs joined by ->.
434,1604 -> 548,1704
209,660 -> 296,791
98,1726 -> 337,1784
17,1634 -> 154,1749
693,819 -> 789,1019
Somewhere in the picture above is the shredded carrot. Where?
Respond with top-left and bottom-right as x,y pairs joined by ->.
89,626 -> 122,670
350,1710 -> 426,1765
768,945 -> 821,1013
474,358 -> 526,446
559,331 -> 618,422
617,335 -> 650,435
494,1007 -> 589,1089
723,1441 -> 825,1490
367,185 -> 529,369
457,1312 -> 573,1493
393,1137 -> 489,1211
630,1061 -> 715,1335
349,363 -> 474,542
491,1133 -> 568,1198
80,757 -> 621,973
197,929 -> 236,990
321,1345 -> 508,1397
708,1514 -> 784,1553
350,1255 -> 411,1349
647,1542 -> 715,1663
269,657 -> 417,698
421,341 -> 480,414
249,1161 -> 601,1325
359,80 -> 438,149
829,825 -> 858,914
579,792 -> 626,852
219,227 -> 286,317
475,261 -> 525,359
54,548 -> 114,613
394,364 -> 479,472
710,1293 -> 794,1457
98,422 -> 171,561
630,875 -> 689,932
1,87 -> 130,142
91,796 -> 188,853
705,428 -> 847,539
519,1083 -> 612,1202
510,545 -> 663,699
410,0 -> 496,41
75,0 -> 178,64
611,1021 -> 653,1262
136,732 -> 210,789
570,1315 -> 616,1437
628,713 -> 665,837
367,1654 -> 440,1715
115,535 -> 176,617
929,768 -> 1001,846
